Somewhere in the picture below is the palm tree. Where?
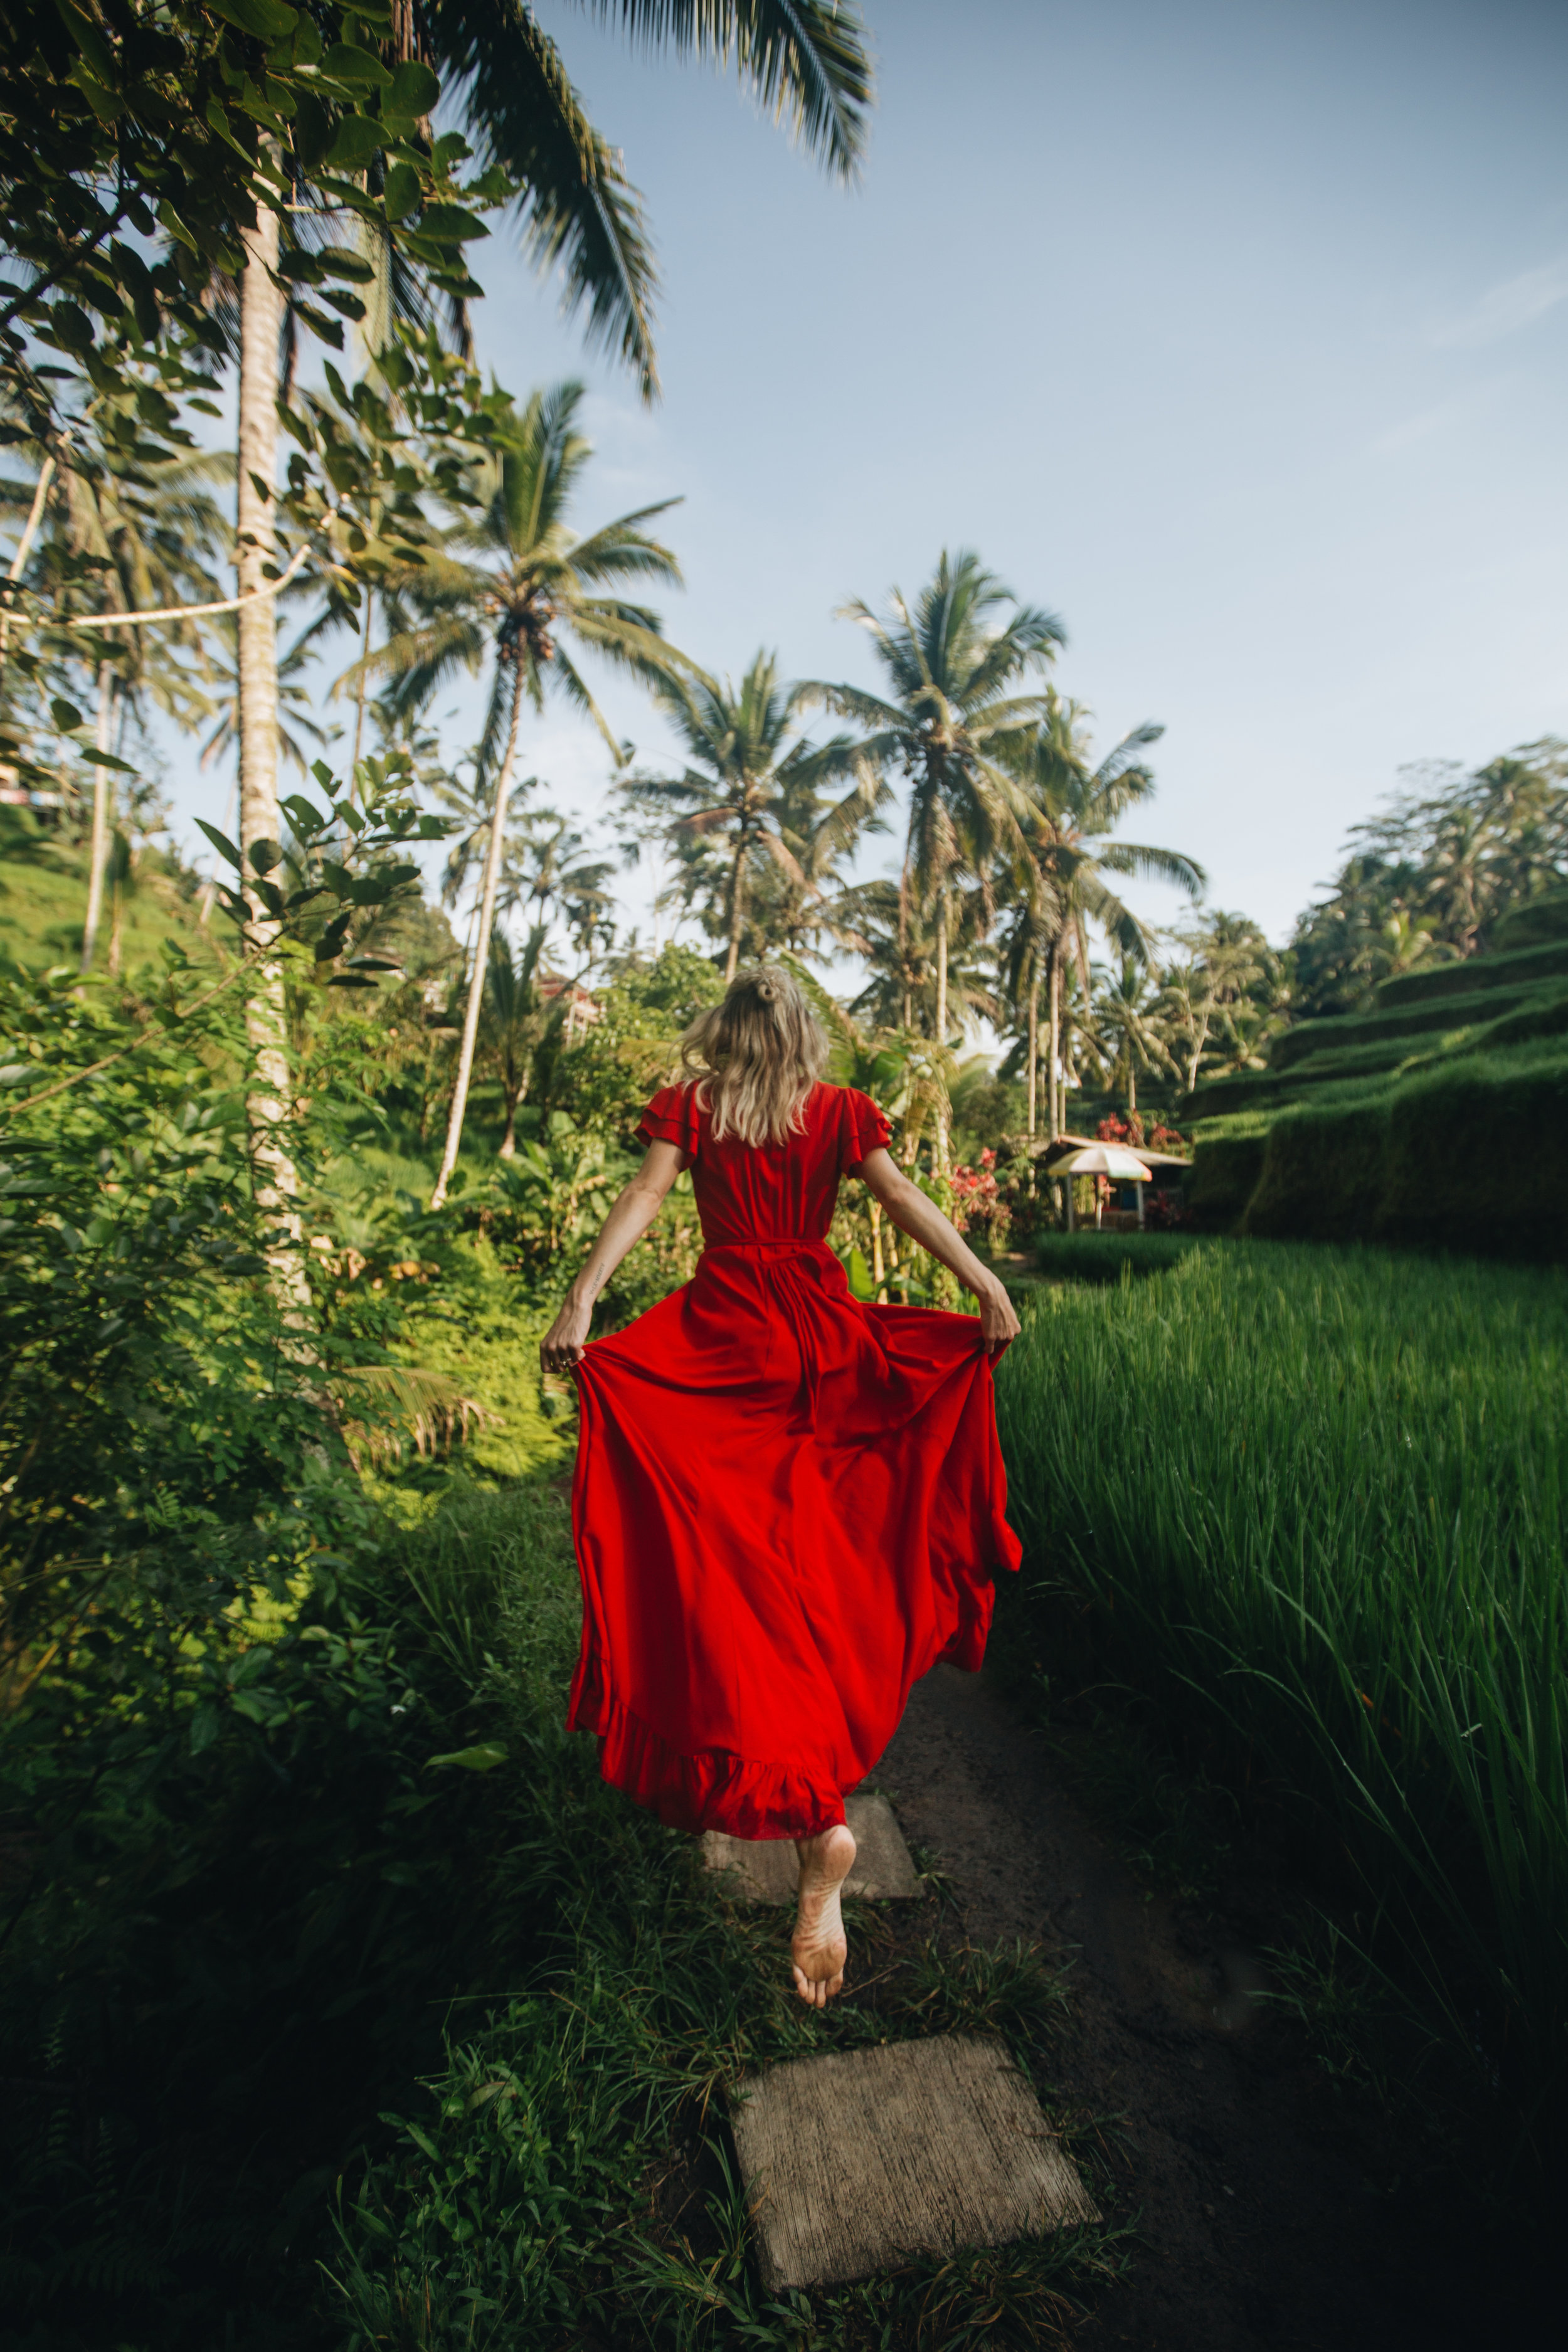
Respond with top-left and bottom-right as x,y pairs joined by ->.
817,550 -> 1066,1163
1093,958 -> 1178,1114
497,807 -> 617,963
12,431 -> 229,968
363,381 -> 684,1205
1004,697 -> 1204,1140
844,877 -> 1002,1039
479,923 -> 563,1157
626,649 -> 872,980
1160,910 -> 1281,1093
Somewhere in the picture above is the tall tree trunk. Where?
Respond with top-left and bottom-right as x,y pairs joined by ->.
79,659 -> 112,972
1128,1066 -> 1137,1115
1025,954 -> 1039,1138
431,658 -> 527,1209
932,882 -> 950,1175
107,842 -> 126,977
898,861 -> 911,1029
1047,939 -> 1061,1142
723,834 -> 745,983
0,454 -> 55,695
238,194 -> 307,1306
349,585 -> 373,773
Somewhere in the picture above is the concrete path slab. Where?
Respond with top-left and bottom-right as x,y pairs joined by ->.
731,2033 -> 1098,2291
701,1791 -> 921,1903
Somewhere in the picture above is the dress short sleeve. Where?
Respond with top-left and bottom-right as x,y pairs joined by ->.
838,1086 -> 893,1173
637,1081 -> 701,1160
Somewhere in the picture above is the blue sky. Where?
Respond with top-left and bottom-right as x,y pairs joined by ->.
170,0 -> 1568,951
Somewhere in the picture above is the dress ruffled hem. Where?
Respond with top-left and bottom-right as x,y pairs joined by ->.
567,1674 -> 847,1841
568,1567 -> 1000,1840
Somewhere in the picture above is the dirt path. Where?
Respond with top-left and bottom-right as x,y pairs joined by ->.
879,1664 -> 1532,2352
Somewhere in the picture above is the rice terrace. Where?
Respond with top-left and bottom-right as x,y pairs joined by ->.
1,5 -> 1565,2349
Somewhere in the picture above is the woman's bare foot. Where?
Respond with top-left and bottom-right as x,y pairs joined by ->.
792,1822 -> 856,2006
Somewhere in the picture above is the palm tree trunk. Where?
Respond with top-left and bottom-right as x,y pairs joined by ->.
349,586 -> 373,773
79,659 -> 112,972
1047,940 -> 1061,1142
932,881 -> 951,1175
0,454 -> 55,694
1025,956 -> 1039,1137
431,658 -> 527,1209
1128,1066 -> 1137,1115
108,844 -> 126,977
237,191 -> 308,1308
723,836 -> 745,983
499,1086 -> 521,1157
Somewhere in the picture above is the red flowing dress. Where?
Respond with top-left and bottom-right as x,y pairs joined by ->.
566,1080 -> 1022,1840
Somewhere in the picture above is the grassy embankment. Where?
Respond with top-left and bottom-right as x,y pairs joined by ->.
993,1239 -> 1567,2164
1182,891 -> 1568,1251
4,1470 -> 1124,2351
0,817 -> 225,975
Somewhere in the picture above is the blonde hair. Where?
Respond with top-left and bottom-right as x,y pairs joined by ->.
678,965 -> 830,1147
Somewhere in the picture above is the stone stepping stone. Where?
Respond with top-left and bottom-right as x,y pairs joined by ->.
731,2033 -> 1098,2292
701,1791 -> 920,1903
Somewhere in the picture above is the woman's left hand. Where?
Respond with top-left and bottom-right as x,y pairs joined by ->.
975,1278 -> 1022,1355
540,1294 -> 593,1375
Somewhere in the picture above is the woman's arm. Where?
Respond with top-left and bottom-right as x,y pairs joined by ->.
539,1139 -> 689,1373
857,1147 -> 1022,1353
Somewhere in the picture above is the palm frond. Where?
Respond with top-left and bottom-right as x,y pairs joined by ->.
578,1 -> 871,179
422,0 -> 662,396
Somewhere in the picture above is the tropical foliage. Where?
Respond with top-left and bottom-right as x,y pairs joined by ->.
1290,743 -> 1568,1015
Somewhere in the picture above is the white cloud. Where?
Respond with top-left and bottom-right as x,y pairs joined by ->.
1431,256 -> 1568,349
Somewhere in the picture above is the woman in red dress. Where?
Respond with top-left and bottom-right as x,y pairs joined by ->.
540,968 -> 1022,2005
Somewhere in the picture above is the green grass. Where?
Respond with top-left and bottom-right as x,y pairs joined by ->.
993,1241 -> 1568,2163
6,1468 -> 1127,2348
0,820 -> 221,974
328,1483 -> 1129,2350
1032,1231 -> 1204,1283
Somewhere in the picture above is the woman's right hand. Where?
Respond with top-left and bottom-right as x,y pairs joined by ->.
975,1279 -> 1022,1355
540,1292 -> 593,1375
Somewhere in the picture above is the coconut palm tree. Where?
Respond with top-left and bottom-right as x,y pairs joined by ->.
817,551 -> 1065,1161
10,431 -> 230,968
843,877 -> 1003,1040
1092,958 -> 1179,1115
625,649 -> 874,980
497,807 -> 618,963
363,381 -> 684,1205
1159,909 -> 1283,1092
479,923 -> 564,1157
1002,697 -> 1204,1140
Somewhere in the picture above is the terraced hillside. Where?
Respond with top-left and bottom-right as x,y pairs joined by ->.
0,815 -> 223,976
1183,890 -> 1568,1254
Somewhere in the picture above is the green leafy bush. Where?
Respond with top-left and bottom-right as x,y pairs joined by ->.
1183,1131 -> 1266,1227
1491,887 -> 1568,951
1236,1042 -> 1568,1257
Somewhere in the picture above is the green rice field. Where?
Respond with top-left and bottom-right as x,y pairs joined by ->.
995,1241 -> 1568,2149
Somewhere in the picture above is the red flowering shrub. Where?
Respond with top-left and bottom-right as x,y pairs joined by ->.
949,1148 -> 1013,1251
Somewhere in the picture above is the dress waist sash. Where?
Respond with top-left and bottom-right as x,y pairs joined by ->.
701,1238 -> 833,1255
